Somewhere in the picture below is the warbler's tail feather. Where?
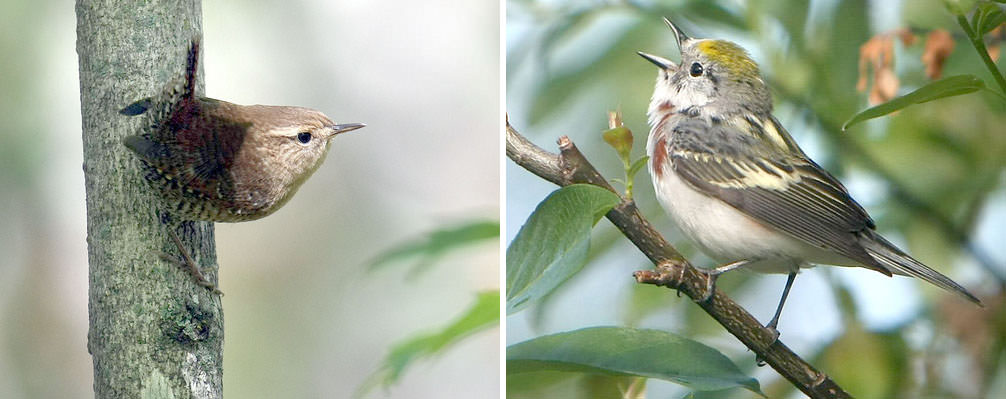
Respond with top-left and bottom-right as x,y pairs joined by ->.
861,232 -> 982,306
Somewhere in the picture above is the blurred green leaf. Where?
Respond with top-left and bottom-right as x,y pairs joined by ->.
817,323 -> 909,398
506,370 -> 581,398
972,2 -> 1006,34
805,0 -> 870,119
623,282 -> 677,327
507,370 -> 645,399
647,2 -> 747,31
539,8 -> 598,66
358,290 -> 499,396
842,75 -> 985,130
529,16 -> 657,124
760,0 -> 810,49
506,184 -> 620,314
981,10 -> 1006,35
369,219 -> 499,272
507,326 -> 763,395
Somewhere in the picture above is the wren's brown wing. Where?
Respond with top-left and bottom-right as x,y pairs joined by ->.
124,98 -> 250,206
666,117 -> 893,276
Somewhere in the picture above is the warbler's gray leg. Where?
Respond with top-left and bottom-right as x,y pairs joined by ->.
755,271 -> 797,367
698,260 -> 750,302
766,271 -> 797,338
161,229 -> 223,295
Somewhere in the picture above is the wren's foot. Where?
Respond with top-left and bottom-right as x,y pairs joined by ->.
164,230 -> 223,296
159,252 -> 223,295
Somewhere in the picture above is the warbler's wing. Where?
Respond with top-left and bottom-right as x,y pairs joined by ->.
667,117 -> 891,275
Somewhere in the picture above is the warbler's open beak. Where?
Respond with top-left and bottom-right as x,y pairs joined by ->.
331,123 -> 366,135
639,17 -> 690,70
637,52 -> 675,70
663,17 -> 690,50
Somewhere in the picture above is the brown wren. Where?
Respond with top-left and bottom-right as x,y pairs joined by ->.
121,39 -> 364,293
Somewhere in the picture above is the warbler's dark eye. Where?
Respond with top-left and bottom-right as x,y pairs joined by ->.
689,62 -> 703,77
297,132 -> 312,144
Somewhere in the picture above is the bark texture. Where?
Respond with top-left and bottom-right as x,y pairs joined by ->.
77,1 -> 223,398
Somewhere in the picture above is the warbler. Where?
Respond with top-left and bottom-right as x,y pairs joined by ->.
638,18 -> 981,335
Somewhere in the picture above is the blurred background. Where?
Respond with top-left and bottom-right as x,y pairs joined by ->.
507,0 -> 1005,397
0,0 -> 499,398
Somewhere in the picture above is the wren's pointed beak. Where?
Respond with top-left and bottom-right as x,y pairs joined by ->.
637,52 -> 675,70
330,123 -> 366,136
663,17 -> 690,50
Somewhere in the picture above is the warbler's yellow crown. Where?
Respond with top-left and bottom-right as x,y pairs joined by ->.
695,40 -> 761,81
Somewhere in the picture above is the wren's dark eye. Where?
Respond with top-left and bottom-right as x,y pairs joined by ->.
296,132 -> 312,144
689,62 -> 703,77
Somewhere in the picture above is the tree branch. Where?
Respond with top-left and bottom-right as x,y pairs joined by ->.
506,122 -> 851,399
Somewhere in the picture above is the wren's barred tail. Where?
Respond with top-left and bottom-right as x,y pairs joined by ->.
120,38 -> 200,118
183,38 -> 198,100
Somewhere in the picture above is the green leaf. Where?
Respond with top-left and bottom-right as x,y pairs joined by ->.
980,7 -> 1006,34
627,156 -> 649,180
971,3 -> 1006,34
602,125 -> 633,161
842,75 -> 986,131
507,327 -> 763,395
358,291 -> 499,396
506,184 -> 620,314
369,219 -> 499,273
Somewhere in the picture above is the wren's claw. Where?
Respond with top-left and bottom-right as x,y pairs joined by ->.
163,230 -> 223,296
158,252 -> 223,296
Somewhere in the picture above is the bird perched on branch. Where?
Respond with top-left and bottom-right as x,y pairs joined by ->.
639,18 -> 981,337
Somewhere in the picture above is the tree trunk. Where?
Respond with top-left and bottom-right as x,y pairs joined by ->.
77,1 -> 223,398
